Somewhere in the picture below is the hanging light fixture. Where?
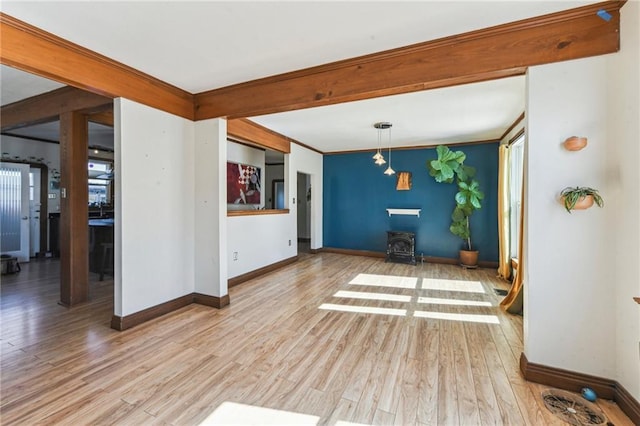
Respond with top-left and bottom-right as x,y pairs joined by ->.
373,122 -> 389,165
381,122 -> 395,176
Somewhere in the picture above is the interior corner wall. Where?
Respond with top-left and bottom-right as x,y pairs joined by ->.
226,143 -> 322,279
608,0 -> 640,400
114,98 -> 195,316
524,56 -> 615,379
290,143 -> 323,249
323,144 -> 498,260
194,118 -> 227,298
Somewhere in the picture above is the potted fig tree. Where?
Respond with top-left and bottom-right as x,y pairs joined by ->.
427,145 -> 484,268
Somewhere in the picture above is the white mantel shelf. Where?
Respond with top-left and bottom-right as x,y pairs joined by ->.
386,208 -> 421,217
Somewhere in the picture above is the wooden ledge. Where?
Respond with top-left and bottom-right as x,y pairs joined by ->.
227,209 -> 289,217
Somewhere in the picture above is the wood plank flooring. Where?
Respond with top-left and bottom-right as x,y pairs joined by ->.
0,254 -> 632,425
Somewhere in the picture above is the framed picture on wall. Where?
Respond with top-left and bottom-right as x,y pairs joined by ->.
227,161 -> 261,204
396,171 -> 412,191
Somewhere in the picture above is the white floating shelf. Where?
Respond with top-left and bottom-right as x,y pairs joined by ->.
386,208 -> 421,217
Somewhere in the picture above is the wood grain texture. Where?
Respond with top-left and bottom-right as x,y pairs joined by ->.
0,86 -> 112,131
227,209 -> 290,217
87,110 -> 114,127
0,13 -> 194,120
227,118 -> 291,153
195,1 -> 622,119
58,111 -> 89,306
1,254 -> 634,425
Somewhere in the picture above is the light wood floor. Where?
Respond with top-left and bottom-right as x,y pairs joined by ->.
0,254 -> 632,425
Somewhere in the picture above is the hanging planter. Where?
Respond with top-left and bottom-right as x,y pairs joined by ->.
563,136 -> 588,151
560,187 -> 604,213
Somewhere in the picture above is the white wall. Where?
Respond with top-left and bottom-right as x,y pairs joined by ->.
227,140 -> 265,210
114,98 -> 195,316
290,143 -> 323,250
608,0 -> 640,400
194,118 -> 227,298
525,56 -> 615,378
227,142 -> 322,278
0,136 -> 61,213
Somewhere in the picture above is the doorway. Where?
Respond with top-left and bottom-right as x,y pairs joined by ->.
296,172 -> 311,254
0,162 -> 30,262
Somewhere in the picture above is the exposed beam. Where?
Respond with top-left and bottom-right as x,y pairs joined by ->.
0,13 -> 194,120
227,118 -> 291,153
88,110 -> 114,127
1,86 -> 112,131
195,1 -> 623,119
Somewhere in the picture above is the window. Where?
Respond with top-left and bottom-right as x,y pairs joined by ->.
509,135 -> 524,258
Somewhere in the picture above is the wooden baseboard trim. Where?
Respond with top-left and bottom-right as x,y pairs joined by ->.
614,379 -> 640,425
520,353 -> 640,424
309,248 -> 322,254
111,292 -> 230,331
111,294 -> 193,331
193,292 -> 230,309
228,255 -> 299,288
320,247 -> 498,268
320,247 -> 385,258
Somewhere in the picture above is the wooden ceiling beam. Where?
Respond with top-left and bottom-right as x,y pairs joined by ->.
0,13 -> 194,120
195,1 -> 624,119
227,118 -> 291,154
1,86 -> 112,131
88,110 -> 114,127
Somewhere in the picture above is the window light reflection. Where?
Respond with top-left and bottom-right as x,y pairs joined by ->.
349,273 -> 418,289
414,310 -> 500,324
421,278 -> 485,293
334,290 -> 412,303
199,401 -> 319,425
417,297 -> 492,307
319,303 -> 406,317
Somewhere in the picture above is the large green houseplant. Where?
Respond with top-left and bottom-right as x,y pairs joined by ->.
427,145 -> 484,267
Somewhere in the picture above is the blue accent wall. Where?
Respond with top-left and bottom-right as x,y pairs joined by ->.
323,143 -> 499,262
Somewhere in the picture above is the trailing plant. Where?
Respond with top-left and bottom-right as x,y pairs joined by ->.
428,145 -> 484,251
560,186 -> 604,213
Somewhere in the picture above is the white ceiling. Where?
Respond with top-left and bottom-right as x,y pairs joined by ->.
1,1 -> 595,151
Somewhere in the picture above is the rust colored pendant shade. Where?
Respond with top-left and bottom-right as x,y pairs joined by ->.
563,136 -> 588,151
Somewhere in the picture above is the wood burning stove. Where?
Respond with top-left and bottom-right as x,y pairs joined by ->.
386,231 -> 416,265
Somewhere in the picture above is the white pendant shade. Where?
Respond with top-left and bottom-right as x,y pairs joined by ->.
384,166 -> 396,175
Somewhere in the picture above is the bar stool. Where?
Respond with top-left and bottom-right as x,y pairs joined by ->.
99,243 -> 114,281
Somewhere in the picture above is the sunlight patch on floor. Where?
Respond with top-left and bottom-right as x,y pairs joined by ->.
319,303 -> 407,317
421,278 -> 485,293
349,273 -> 418,289
199,402 -> 319,425
414,310 -> 500,324
417,296 -> 492,307
334,290 -> 412,303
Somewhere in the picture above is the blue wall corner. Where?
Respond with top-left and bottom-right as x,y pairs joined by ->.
323,143 -> 499,261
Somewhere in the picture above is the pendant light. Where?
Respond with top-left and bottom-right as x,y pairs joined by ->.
382,123 -> 395,176
373,122 -> 388,165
